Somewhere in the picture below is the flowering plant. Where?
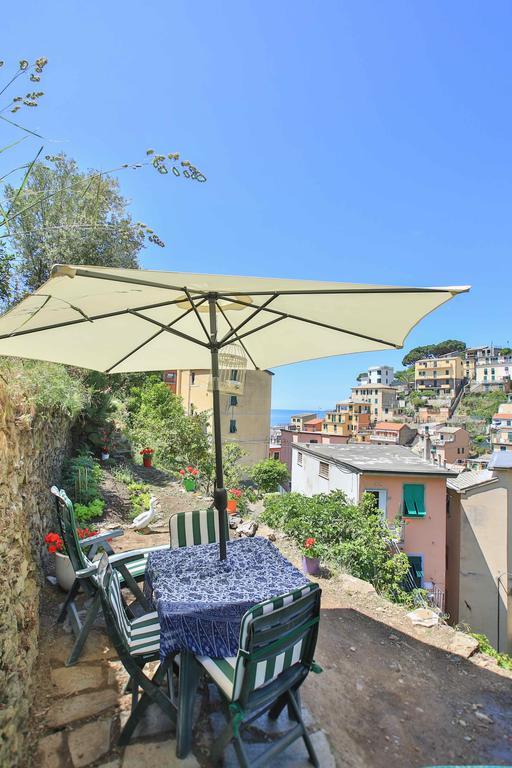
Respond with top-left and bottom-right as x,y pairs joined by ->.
44,528 -> 97,555
140,447 -> 154,456
300,536 -> 322,559
179,466 -> 198,477
228,488 -> 242,500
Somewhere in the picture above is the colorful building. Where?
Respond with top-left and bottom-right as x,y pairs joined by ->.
291,442 -> 455,607
414,355 -> 465,397
350,384 -> 399,422
370,422 -> 417,446
322,400 -> 371,436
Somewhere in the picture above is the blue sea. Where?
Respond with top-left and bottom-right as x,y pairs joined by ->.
271,408 -> 326,427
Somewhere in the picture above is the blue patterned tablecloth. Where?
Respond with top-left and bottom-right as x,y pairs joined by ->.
144,536 -> 309,659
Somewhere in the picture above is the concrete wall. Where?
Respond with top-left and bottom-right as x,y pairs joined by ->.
0,380 -> 73,766
291,446 -> 359,499
447,474 -> 512,652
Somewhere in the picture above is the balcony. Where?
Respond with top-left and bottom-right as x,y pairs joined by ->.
370,433 -> 398,443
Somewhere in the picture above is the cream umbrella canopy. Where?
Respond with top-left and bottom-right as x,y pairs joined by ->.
0,264 -> 469,559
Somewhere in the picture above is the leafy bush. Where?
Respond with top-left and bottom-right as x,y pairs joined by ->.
0,359 -> 87,418
74,498 -> 105,524
470,632 -> 512,670
262,490 -> 412,603
127,481 -> 151,520
62,449 -> 102,504
128,379 -> 211,472
402,340 -> 466,367
459,391 -> 507,423
250,459 -> 289,494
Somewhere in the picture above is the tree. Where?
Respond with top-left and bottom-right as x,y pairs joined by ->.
402,340 -> 466,367
394,368 -> 415,384
250,458 -> 289,494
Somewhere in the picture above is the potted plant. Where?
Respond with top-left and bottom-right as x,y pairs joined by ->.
99,425 -> 114,461
44,527 -> 97,591
140,447 -> 154,468
227,488 -> 242,514
300,537 -> 322,576
179,466 -> 198,491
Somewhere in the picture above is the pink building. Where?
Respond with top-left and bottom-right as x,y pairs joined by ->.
291,442 -> 456,606
279,428 -> 348,490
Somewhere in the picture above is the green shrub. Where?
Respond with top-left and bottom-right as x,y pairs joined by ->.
127,481 -> 151,520
110,463 -> 136,485
470,632 -> 512,670
250,459 -> 289,494
262,490 -> 413,602
0,359 -> 87,418
74,498 -> 105,524
62,449 -> 102,504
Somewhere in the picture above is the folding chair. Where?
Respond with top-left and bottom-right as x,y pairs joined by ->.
95,552 -> 177,745
195,583 -> 323,767
169,508 -> 230,548
51,486 -> 166,665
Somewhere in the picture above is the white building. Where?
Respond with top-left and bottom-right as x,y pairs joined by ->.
475,359 -> 512,387
358,365 -> 395,386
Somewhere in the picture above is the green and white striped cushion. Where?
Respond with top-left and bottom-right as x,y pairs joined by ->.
198,584 -> 319,702
169,508 -> 227,548
107,567 -> 161,656
117,554 -> 149,581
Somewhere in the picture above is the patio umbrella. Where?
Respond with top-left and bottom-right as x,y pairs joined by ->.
0,265 -> 469,559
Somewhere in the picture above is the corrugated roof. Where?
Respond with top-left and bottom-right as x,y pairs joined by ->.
447,469 -> 496,491
488,452 -> 512,470
294,443 -> 456,476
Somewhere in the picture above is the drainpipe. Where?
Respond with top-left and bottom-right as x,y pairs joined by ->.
424,425 -> 432,462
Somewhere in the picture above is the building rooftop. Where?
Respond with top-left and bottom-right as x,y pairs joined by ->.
488,451 -> 512,470
352,383 -> 398,390
294,443 -> 456,476
290,412 -> 317,419
305,418 -> 324,426
493,412 -> 512,420
437,426 -> 464,434
375,422 -> 406,431
447,469 -> 496,491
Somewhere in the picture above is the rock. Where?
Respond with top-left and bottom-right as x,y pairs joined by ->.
122,739 -> 200,767
46,575 -> 58,586
445,631 -> 479,659
36,732 -> 67,768
340,574 -> 376,595
228,515 -> 242,529
236,520 -> 258,537
406,608 -> 439,627
46,688 -> 118,728
49,630 -> 118,665
458,719 -> 467,727
475,710 -> 494,724
68,718 -> 111,767
51,665 -> 106,696
267,532 -> 277,542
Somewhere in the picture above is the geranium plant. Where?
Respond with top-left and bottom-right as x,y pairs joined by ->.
179,466 -> 198,477
44,528 -> 97,555
228,488 -> 242,500
300,536 -> 322,559
140,447 -> 154,456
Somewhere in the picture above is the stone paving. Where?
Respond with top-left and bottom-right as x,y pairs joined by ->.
34,597 -> 334,768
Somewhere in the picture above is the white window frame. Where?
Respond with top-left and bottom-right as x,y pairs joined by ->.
366,488 -> 388,519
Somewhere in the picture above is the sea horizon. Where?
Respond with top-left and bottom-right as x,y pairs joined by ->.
271,408 -> 326,427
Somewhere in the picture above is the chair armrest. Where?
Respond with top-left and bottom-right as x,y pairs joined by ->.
79,529 -> 124,548
108,544 -> 168,566
76,564 -> 98,579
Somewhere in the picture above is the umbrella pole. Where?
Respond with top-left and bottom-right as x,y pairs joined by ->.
208,296 -> 228,561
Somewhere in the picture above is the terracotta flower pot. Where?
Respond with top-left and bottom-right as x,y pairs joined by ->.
143,455 -> 152,468
55,551 -> 75,591
227,499 -> 238,514
302,555 -> 320,576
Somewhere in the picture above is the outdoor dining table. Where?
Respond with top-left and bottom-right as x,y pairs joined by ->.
144,535 -> 310,757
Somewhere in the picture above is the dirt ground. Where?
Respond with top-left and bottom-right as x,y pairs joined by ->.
29,464 -> 512,768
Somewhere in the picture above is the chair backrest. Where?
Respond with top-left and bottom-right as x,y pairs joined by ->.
51,486 -> 92,574
96,551 -> 132,656
233,583 -> 321,706
169,508 -> 229,548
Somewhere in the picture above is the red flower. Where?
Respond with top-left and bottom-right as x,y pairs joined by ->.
304,537 -> 316,549
191,468 -> 198,476
179,469 -> 185,475
48,544 -> 57,554
187,465 -> 193,473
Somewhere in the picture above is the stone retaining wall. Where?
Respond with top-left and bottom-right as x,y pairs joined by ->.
0,379 -> 73,766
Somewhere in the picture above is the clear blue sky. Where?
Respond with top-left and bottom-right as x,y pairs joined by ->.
4,1 -> 511,408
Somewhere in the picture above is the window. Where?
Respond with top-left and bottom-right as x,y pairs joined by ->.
273,451 -> 280,460
319,461 -> 329,479
403,484 -> 426,517
366,489 -> 387,519
230,395 -> 238,407
297,451 -> 303,466
229,419 -> 237,433
190,371 -> 196,384
406,556 -> 423,589
231,369 -> 238,381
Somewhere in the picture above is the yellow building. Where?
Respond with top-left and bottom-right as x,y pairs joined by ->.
322,401 -> 371,436
414,355 -> 464,397
350,384 -> 399,422
164,369 -> 272,467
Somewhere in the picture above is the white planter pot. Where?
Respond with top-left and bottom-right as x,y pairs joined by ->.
55,551 -> 75,591
101,451 -> 110,461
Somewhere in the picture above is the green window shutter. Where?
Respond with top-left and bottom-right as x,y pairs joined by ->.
403,484 -> 426,517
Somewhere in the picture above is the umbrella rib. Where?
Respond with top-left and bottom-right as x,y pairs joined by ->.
183,287 -> 211,342
128,310 -> 211,348
65,266 -> 211,295
105,301 -> 206,373
215,300 -> 259,370
216,295 -> 402,349
219,293 -> 278,345
216,287 -> 462,296
0,296 -> 199,340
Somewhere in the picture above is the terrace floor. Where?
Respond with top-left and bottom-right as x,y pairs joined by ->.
29,466 -> 512,768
